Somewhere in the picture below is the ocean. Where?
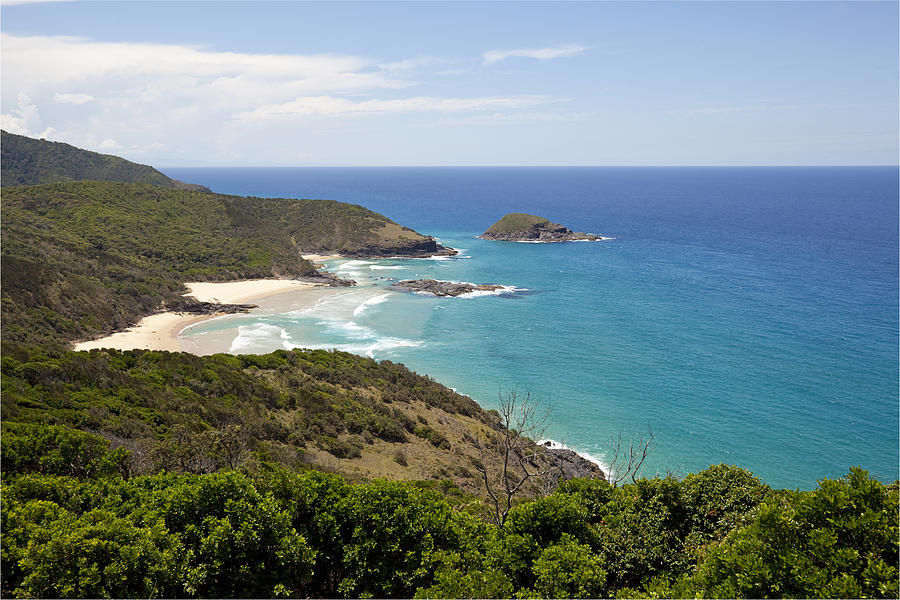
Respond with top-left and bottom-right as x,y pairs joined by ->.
163,166 -> 899,489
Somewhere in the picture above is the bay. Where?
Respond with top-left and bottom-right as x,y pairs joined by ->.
164,166 -> 899,489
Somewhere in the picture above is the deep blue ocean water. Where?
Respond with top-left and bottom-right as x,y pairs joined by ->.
164,166 -> 899,489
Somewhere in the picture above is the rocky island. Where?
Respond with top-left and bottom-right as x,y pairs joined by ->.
392,279 -> 505,297
480,212 -> 602,242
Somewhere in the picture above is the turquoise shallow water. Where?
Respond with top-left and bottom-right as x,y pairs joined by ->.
166,167 -> 899,489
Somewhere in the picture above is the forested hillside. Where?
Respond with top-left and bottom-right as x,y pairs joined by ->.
1,180 -> 448,348
1,130 -> 207,190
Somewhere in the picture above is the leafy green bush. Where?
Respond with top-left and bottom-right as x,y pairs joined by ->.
1,465 -> 895,598
1,422 -> 129,478
657,467 -> 899,598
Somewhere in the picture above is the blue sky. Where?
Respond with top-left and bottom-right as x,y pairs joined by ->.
1,1 -> 897,166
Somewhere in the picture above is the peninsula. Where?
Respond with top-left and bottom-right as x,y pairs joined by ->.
480,212 -> 602,242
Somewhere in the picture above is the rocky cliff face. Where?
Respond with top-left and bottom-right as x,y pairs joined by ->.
545,445 -> 607,481
345,237 -> 457,258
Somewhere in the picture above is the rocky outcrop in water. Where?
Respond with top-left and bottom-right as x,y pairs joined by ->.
392,279 -> 504,297
480,213 -> 601,242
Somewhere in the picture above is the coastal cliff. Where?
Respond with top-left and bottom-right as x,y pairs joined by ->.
480,212 -> 601,242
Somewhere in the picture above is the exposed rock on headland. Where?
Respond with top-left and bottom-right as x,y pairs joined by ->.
345,236 -> 458,259
392,279 -> 504,297
480,212 -> 601,242
543,443 -> 607,481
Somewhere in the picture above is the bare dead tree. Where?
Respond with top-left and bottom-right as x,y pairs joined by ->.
474,388 -> 557,526
605,424 -> 656,487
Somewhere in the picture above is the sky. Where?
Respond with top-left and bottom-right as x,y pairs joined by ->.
1,0 -> 897,167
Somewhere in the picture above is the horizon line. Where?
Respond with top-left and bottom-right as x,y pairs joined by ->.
157,163 -> 900,169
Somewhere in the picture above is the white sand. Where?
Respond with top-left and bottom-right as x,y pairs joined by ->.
72,312 -> 208,352
184,279 -> 318,304
302,253 -> 344,264
73,279 -> 320,353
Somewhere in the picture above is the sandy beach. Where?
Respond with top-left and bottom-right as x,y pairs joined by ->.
302,253 -> 344,264
73,279 -> 321,353
184,279 -> 319,304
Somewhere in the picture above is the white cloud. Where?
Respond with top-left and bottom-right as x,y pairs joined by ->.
1,0 -> 75,5
0,92 -> 55,138
1,33 -> 408,103
54,92 -> 95,104
0,33 -> 576,164
378,56 -> 450,72
236,95 -> 558,121
482,43 -> 588,65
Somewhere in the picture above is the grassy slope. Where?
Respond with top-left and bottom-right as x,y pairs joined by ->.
484,212 -> 551,234
1,130 -> 206,190
0,181 -> 437,348
0,346 -> 552,498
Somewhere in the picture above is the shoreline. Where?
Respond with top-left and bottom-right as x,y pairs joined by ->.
302,253 -> 345,264
72,279 -> 322,353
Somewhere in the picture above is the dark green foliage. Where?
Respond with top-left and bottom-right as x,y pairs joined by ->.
1,130 -> 206,190
1,468 -> 486,598
483,212 -> 550,234
530,535 -> 607,599
3,449 -> 895,599
3,503 -> 182,598
1,422 -> 129,478
651,467 -> 899,599
414,425 -> 451,449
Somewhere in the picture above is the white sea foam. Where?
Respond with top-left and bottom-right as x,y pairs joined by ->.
340,260 -> 374,267
538,438 -> 612,476
369,265 -> 407,270
293,290 -> 364,318
352,293 -> 391,317
332,259 -> 377,281
229,323 -> 290,353
286,335 -> 422,358
515,236 -> 612,243
340,320 -> 377,339
457,285 -> 523,299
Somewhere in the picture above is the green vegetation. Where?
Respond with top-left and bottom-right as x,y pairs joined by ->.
1,130 -> 207,190
3,433 -> 895,599
1,181 -> 438,348
2,133 -> 897,599
0,347 -> 501,484
483,212 -> 551,234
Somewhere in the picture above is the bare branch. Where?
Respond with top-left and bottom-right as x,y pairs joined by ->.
606,424 -> 656,487
475,387 -> 556,526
